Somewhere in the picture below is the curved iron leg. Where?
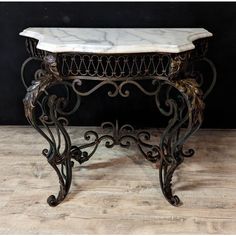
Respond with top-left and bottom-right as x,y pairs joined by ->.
25,89 -> 75,206
23,54 -> 81,206
22,55 -> 82,206
156,79 -> 204,206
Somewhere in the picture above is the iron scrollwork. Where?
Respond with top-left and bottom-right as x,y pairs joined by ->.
71,120 -> 161,164
23,54 -> 81,206
155,78 -> 205,206
22,37 -> 216,207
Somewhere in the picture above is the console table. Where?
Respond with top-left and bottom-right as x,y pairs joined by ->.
20,28 -> 216,207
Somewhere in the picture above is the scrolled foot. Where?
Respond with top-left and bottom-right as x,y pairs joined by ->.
47,195 -> 58,207
166,194 -> 182,207
46,182 -> 68,207
159,158 -> 183,207
161,179 -> 182,207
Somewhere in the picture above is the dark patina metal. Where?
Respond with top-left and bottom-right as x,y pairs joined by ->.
21,38 -> 216,207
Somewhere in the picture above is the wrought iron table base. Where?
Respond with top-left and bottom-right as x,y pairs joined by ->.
22,38 -> 216,207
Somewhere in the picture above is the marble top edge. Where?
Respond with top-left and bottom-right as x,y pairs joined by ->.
20,28 -> 213,54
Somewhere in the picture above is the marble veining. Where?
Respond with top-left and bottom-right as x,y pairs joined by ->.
20,28 -> 212,54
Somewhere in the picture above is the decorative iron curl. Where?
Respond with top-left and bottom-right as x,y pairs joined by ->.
72,78 -> 161,97
185,57 -> 217,99
73,120 -> 161,164
21,56 -> 44,89
200,58 -> 217,99
73,131 -> 116,164
119,131 -> 161,162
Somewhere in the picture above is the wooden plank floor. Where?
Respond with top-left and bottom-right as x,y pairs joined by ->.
0,126 -> 236,234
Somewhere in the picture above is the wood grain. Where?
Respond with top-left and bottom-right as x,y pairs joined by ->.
0,126 -> 236,234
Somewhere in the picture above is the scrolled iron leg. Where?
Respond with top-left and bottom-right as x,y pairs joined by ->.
25,90 -> 78,206
23,55 -> 81,206
156,78 -> 204,206
25,87 -> 79,206
44,94 -> 75,207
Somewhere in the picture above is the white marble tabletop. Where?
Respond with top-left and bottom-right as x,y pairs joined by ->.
20,28 -> 212,54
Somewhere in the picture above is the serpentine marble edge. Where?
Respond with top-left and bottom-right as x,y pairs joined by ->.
20,28 -> 212,54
